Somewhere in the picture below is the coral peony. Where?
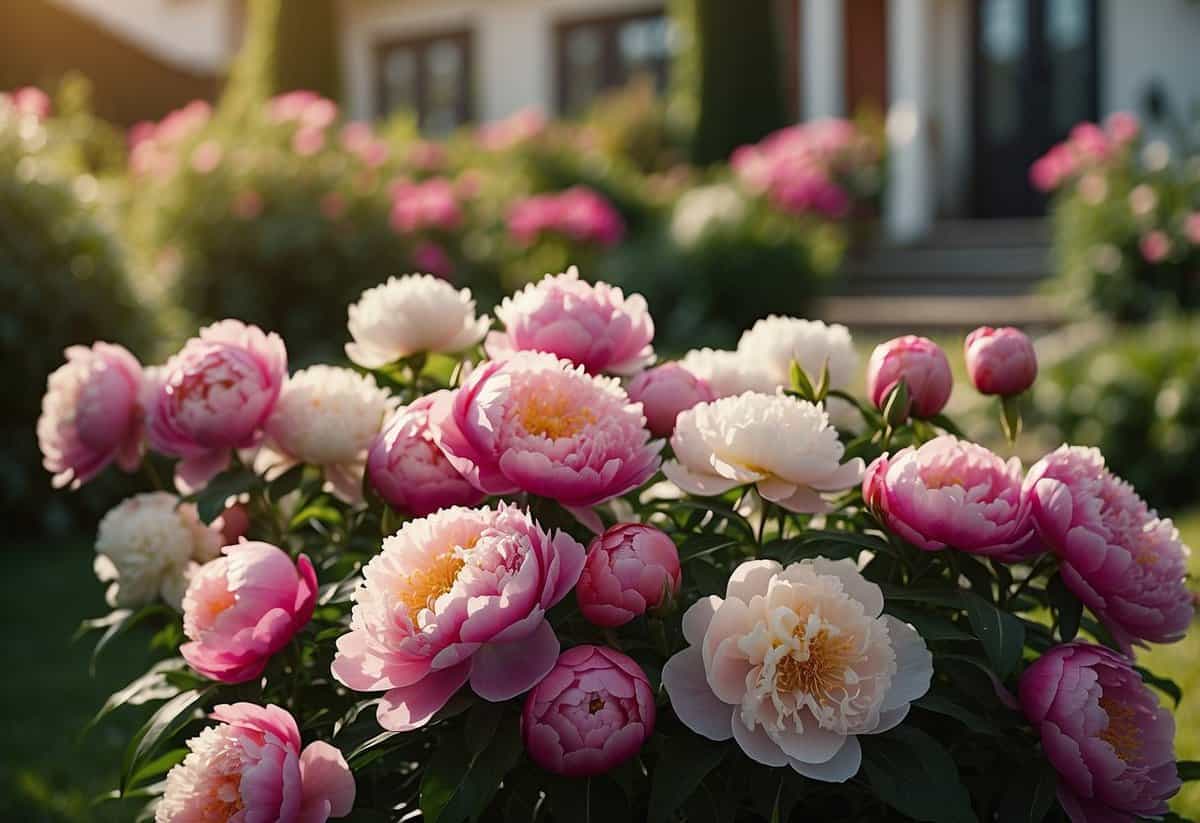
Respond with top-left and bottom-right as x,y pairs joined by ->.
964,326 -> 1038,397
38,342 -> 144,489
485,267 -> 655,375
577,523 -> 681,627
157,702 -> 354,823
662,558 -> 932,782
522,645 -> 655,777
1019,643 -> 1179,822
181,542 -> 317,683
626,362 -> 716,437
331,504 -> 586,730
866,335 -> 953,419
1025,446 -> 1193,651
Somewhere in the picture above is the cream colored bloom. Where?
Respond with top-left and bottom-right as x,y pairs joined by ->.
663,392 -> 863,512
737,315 -> 858,393
678,348 -> 774,398
670,183 -> 746,247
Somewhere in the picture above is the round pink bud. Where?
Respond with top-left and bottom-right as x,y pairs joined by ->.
522,645 -> 655,777
963,326 -> 1038,397
577,523 -> 682,627
626,363 -> 716,437
866,335 -> 953,419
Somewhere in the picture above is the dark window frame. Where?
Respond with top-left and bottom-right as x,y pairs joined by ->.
553,6 -> 670,116
374,28 -> 474,132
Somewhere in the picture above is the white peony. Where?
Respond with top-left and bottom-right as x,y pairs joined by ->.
679,348 -> 775,398
663,392 -> 863,512
737,315 -> 858,393
345,274 -> 490,368
94,492 -> 223,610
670,183 -> 747,248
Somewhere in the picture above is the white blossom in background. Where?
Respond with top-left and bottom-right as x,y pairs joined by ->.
678,348 -> 775,398
737,316 -> 858,392
670,183 -> 746,248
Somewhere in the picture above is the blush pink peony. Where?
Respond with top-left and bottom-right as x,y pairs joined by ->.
662,558 -> 932,782
1025,446 -> 1193,652
862,435 -> 1039,560
156,702 -> 355,823
330,504 -> 586,730
577,523 -> 681,627
964,326 -> 1038,397
38,342 -> 144,489
866,335 -> 953,419
429,351 -> 663,507
626,362 -> 716,437
1019,643 -> 1179,822
181,542 -> 317,683
522,645 -> 655,777
147,320 -> 287,492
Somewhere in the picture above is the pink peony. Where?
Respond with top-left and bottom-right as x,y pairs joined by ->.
1019,643 -> 1179,822
4,86 -> 52,120
577,523 -> 681,627
477,107 -> 547,151
411,241 -> 454,279
330,504 -> 586,730
1025,446 -> 1193,652
866,335 -> 953,419
429,351 -> 663,508
863,435 -> 1038,560
157,702 -> 354,823
147,320 -> 287,492
963,326 -> 1038,396
1106,111 -> 1141,146
190,140 -> 223,174
508,187 -> 625,247
389,178 -> 461,233
181,542 -> 317,683
522,645 -> 655,777
626,362 -> 716,437
367,393 -> 485,517
38,342 -> 144,489
293,125 -> 327,157
1139,230 -> 1170,263
485,267 -> 655,375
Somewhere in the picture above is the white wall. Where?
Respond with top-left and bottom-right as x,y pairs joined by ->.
931,0 -> 969,217
1102,0 -> 1200,122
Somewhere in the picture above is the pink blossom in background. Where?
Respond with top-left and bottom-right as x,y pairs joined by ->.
407,140 -> 447,171
863,435 -> 1038,560
38,342 -> 144,489
522,645 -> 655,777
411,241 -> 454,279
293,124 -> 327,157
232,189 -> 264,220
320,191 -> 348,221
189,139 -> 223,174
268,90 -> 338,129
963,326 -> 1038,396
2,86 -> 52,120
477,107 -> 547,151
156,702 -> 355,823
1025,445 -> 1194,652
147,320 -> 287,492
1186,212 -> 1200,246
128,100 -> 212,178
429,351 -> 662,508
1069,122 -> 1111,162
508,187 -> 625,247
485,267 -> 655,375
1106,110 -> 1141,145
1019,643 -> 1179,822
330,503 -> 586,730
865,335 -> 953,418
341,122 -> 389,167
577,523 -> 681,627
1140,230 -> 1171,263
181,542 -> 317,683
390,178 -> 461,233
626,362 -> 716,437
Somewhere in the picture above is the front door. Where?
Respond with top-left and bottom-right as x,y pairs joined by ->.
972,0 -> 1099,217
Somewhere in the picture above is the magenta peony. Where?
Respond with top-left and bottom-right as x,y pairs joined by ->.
863,435 -> 1039,560
147,320 -> 287,491
181,542 -> 317,684
508,186 -> 625,247
577,523 -> 681,627
37,342 -> 144,489
485,267 -> 655,375
964,326 -> 1038,396
156,702 -> 354,823
522,645 -> 655,777
429,351 -> 663,507
330,504 -> 586,730
865,335 -> 953,419
1025,446 -> 1193,651
389,178 -> 461,233
626,362 -> 716,437
367,393 -> 484,517
1019,643 -> 1179,822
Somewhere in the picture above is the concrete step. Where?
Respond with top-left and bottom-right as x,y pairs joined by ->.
814,294 -> 1065,331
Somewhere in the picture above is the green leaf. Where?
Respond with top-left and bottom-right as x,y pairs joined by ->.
79,605 -> 172,674
1046,572 -> 1082,642
882,379 -> 910,427
420,712 -> 523,823
121,687 -> 213,794
345,731 -> 403,770
1000,394 -> 1023,443
647,735 -> 727,823
996,759 -> 1057,822
788,359 -> 816,401
290,502 -> 344,530
84,659 -> 188,736
885,608 -> 973,642
464,699 -> 505,756
862,726 -> 977,823
913,693 -> 1001,736
267,463 -> 307,500
190,469 -> 262,524
545,774 -> 630,823
1135,666 -> 1183,708
879,585 -> 964,609
127,748 -> 187,791
1179,761 -> 1200,782
964,591 -> 1025,680
677,534 -> 740,563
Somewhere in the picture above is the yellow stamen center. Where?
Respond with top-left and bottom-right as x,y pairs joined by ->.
588,696 -> 605,714
518,394 -> 596,439
397,551 -> 466,625
1099,696 -> 1142,763
775,628 -> 855,701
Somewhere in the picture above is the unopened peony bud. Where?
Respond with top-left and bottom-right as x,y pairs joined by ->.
866,335 -> 952,419
963,326 -> 1037,397
577,523 -> 681,627
626,363 -> 715,437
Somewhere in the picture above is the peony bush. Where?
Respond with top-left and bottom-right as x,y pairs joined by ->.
46,268 -> 1199,822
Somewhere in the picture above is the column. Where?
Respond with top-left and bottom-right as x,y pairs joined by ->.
885,0 -> 935,242
802,0 -> 845,119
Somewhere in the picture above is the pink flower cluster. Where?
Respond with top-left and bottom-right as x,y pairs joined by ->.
1,86 -> 52,120
269,91 -> 339,157
508,186 -> 625,247
389,177 -> 461,234
1031,113 -> 1140,192
478,107 -> 548,152
129,100 -> 213,178
340,121 -> 389,168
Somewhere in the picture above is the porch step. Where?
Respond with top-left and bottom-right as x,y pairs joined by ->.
814,294 -> 1066,331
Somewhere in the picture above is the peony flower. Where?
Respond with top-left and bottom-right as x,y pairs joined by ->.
181,542 -> 317,683
626,362 -> 716,437
3,86 -> 52,120
508,187 -> 625,247
1139,230 -> 1170,264
736,316 -> 858,394
663,392 -> 863,513
93,492 -> 223,610
261,366 -> 395,503
865,335 -> 953,419
662,558 -> 932,782
670,183 -> 746,247
522,645 -> 655,777
330,504 -> 586,730
38,342 -> 144,489
389,178 -> 461,233
367,393 -> 484,517
411,241 -> 454,279
157,702 -> 354,823
485,267 -> 655,375
147,320 -> 287,492
678,348 -> 776,398
345,274 -> 489,369
429,352 -> 663,508
577,523 -> 681,627
964,326 -> 1038,397
1106,111 -> 1140,145
1019,643 -> 1179,822
862,435 -> 1038,560
1024,446 -> 1193,652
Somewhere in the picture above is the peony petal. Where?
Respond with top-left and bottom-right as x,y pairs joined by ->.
662,460 -> 742,497
470,619 -> 559,701
726,559 -> 782,602
681,595 -> 723,646
788,734 -> 861,783
880,615 -> 933,712
377,661 -> 470,732
299,741 -> 356,820
661,647 -> 733,741
731,716 -> 788,766
811,557 -> 884,618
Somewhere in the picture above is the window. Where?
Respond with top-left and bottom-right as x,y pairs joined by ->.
375,30 -> 472,135
556,9 -> 674,116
